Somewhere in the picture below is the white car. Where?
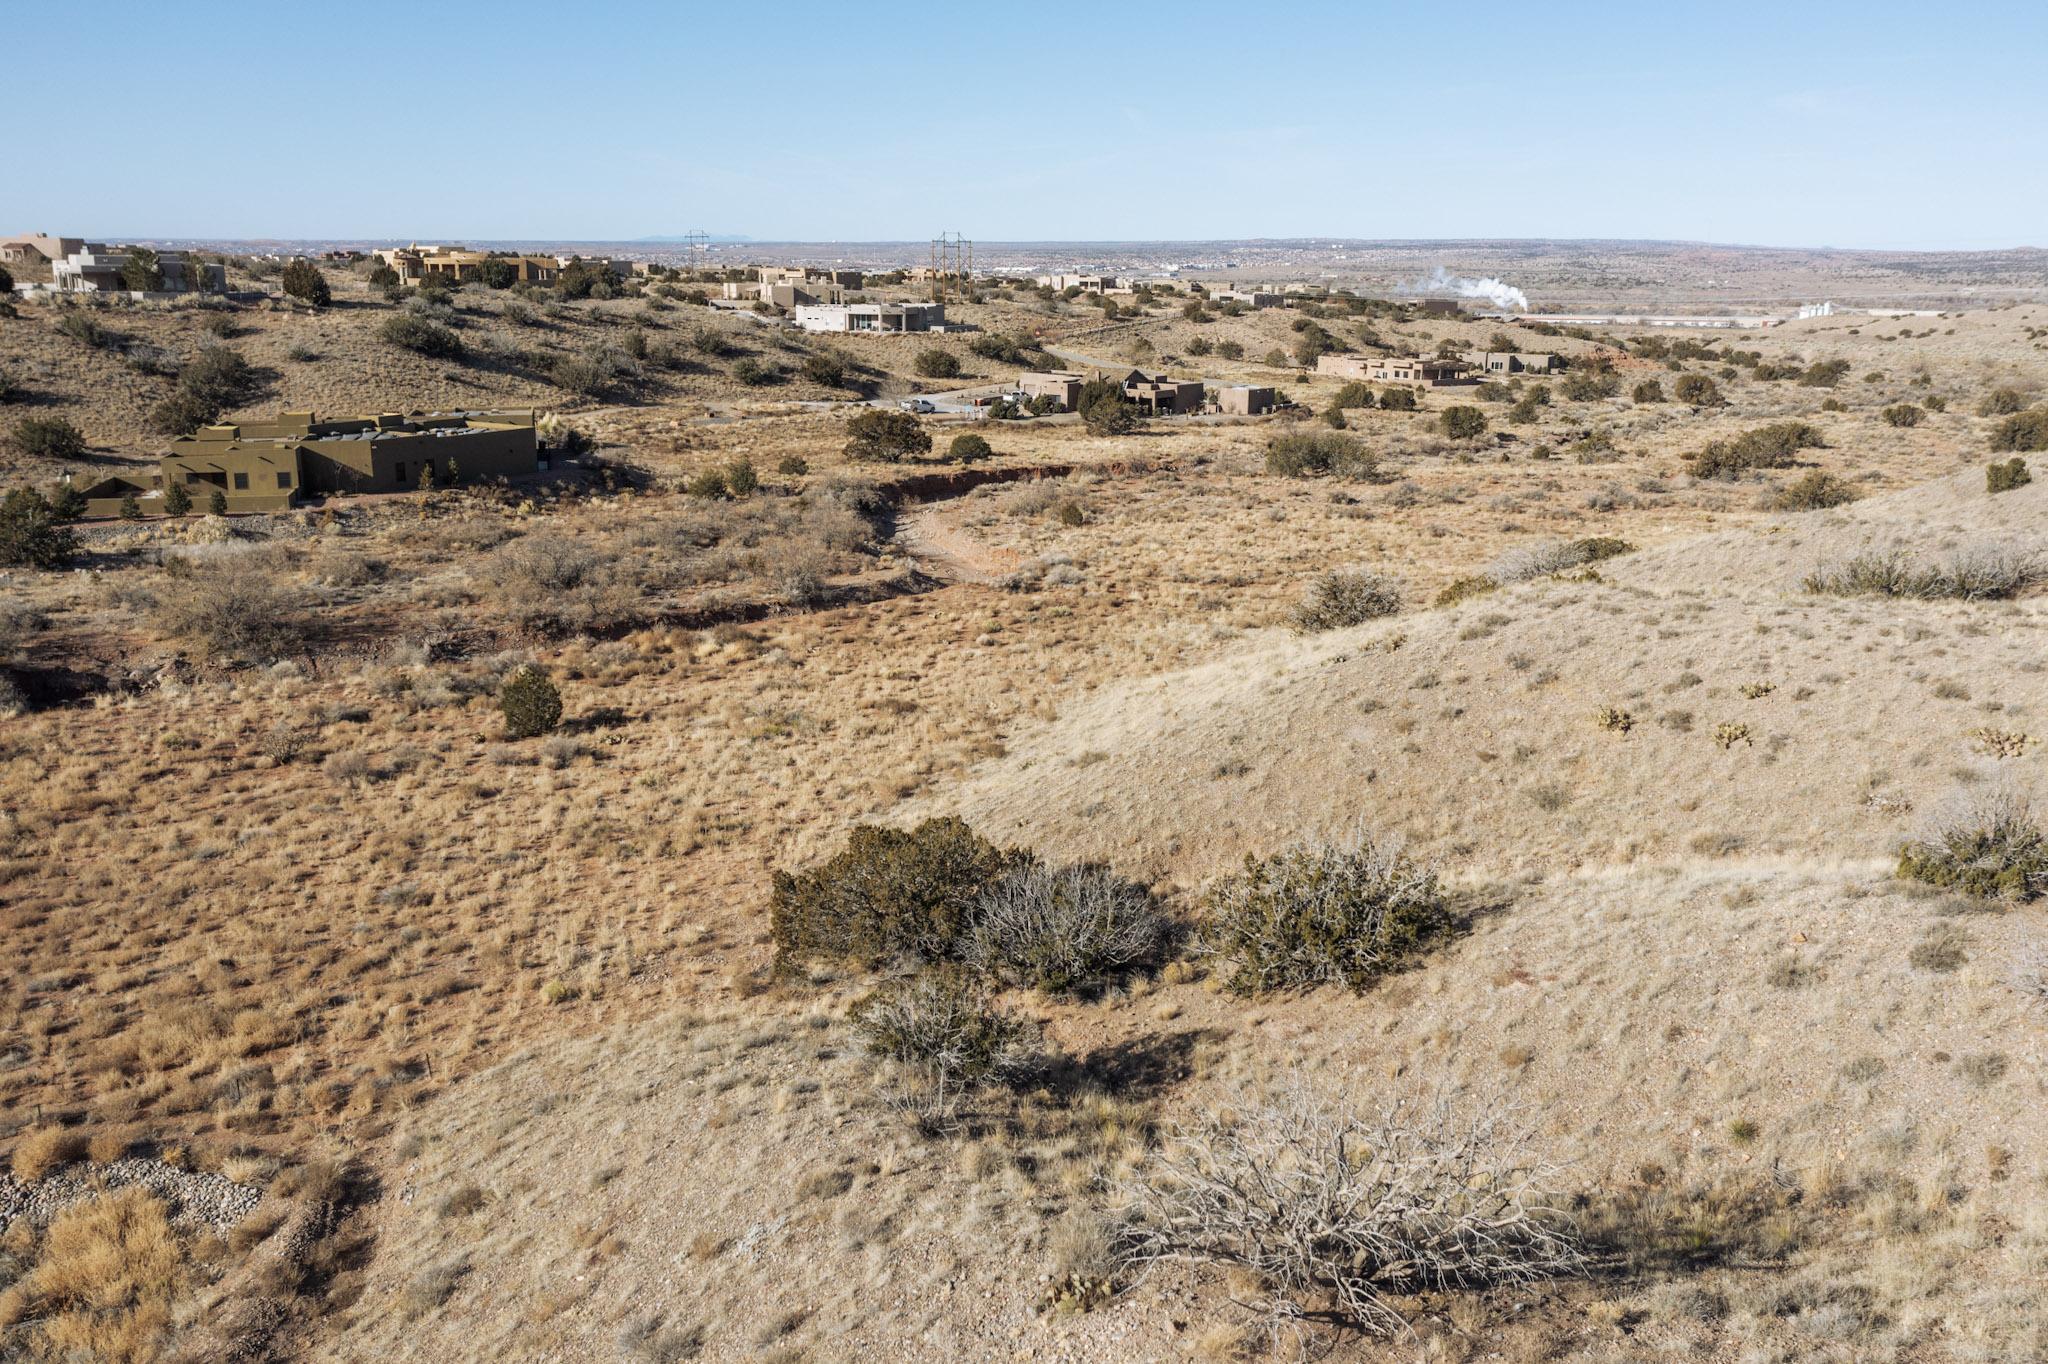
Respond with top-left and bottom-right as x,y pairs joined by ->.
899,399 -> 936,414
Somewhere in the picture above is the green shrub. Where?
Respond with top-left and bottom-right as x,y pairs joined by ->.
1687,422 -> 1826,479
162,480 -> 193,516
1438,406 -> 1487,440
48,482 -> 85,520
777,455 -> 809,476
1571,536 -> 1636,562
1203,835 -> 1448,994
1987,457 -> 2032,493
1291,570 -> 1402,631
800,352 -> 847,388
1216,341 -> 1244,361
1331,382 -> 1375,410
724,458 -> 759,497
844,409 -> 931,462
0,489 -> 80,568
1377,386 -> 1417,411
147,390 -> 219,436
56,313 -> 115,349
1559,371 -> 1619,401
1897,789 -> 2046,900
1632,379 -> 1665,403
1989,408 -> 2048,453
1186,336 -> 1213,357
683,467 -> 728,499
1672,373 -> 1722,406
499,665 -> 563,739
1799,359 -> 1851,388
1266,431 -> 1376,479
380,313 -> 464,358
9,417 -> 87,461
948,432 -> 992,463
1881,403 -> 1924,428
1766,471 -> 1860,511
770,816 -> 1025,969
1978,387 -> 2026,417
913,348 -> 960,379
120,246 -> 164,292
1433,575 -> 1497,607
280,259 -> 331,307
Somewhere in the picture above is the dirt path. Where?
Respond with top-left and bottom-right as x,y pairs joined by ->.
896,503 -> 1021,585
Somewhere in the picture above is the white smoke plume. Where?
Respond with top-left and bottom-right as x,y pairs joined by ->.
1403,266 -> 1530,313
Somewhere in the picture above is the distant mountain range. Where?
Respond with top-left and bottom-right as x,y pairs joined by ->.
634,234 -> 752,244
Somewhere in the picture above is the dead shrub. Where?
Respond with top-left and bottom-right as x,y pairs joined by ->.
0,1187 -> 184,1364
1896,786 -> 2047,900
1113,1086 -> 1582,1336
1290,570 -> 1403,632
481,533 -> 637,635
965,862 -> 1163,993
151,568 -> 306,661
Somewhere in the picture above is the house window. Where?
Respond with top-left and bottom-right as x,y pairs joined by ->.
277,472 -> 292,489
233,472 -> 249,490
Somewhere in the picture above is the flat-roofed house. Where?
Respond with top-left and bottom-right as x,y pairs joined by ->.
793,302 -> 944,333
1217,384 -> 1275,415
1017,371 -> 1087,411
1471,351 -> 1563,375
0,233 -> 84,265
1119,369 -> 1205,415
1319,354 -> 1476,387
78,410 -> 542,516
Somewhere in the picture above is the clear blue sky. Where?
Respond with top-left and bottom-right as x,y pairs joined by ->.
6,0 -> 2043,249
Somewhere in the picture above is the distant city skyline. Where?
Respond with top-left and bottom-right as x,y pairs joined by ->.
6,0 -> 2044,252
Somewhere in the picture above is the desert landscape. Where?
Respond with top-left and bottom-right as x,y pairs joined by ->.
5,5 -> 2048,1359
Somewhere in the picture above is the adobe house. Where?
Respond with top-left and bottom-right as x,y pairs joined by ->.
1120,370 -> 1205,416
78,409 -> 542,516
1471,351 -> 1564,376
0,233 -> 84,265
1217,384 -> 1276,415
1319,353 -> 1476,387
397,249 -> 562,286
1018,371 -> 1087,411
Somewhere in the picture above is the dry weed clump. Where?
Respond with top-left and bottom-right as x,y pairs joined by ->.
1202,833 -> 1447,995
1896,786 -> 2048,899
481,533 -> 638,635
1113,1086 -> 1582,1336
1289,569 -> 1402,632
150,567 -> 306,661
850,969 -> 1038,1129
0,1187 -> 185,1364
1802,543 -> 2039,600
965,862 -> 1163,993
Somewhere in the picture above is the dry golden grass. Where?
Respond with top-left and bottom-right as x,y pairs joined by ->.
4,295 -> 2048,1361
0,1188 -> 185,1364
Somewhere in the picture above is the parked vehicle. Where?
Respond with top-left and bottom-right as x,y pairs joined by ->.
899,399 -> 936,414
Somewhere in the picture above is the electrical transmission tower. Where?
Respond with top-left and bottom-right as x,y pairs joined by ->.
683,229 -> 709,278
930,231 -> 971,303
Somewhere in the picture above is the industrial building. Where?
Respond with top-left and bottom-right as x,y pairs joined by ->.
1216,384 -> 1276,415
1211,290 -> 1282,309
76,410 -> 541,516
793,302 -> 945,333
1316,353 -> 1477,387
